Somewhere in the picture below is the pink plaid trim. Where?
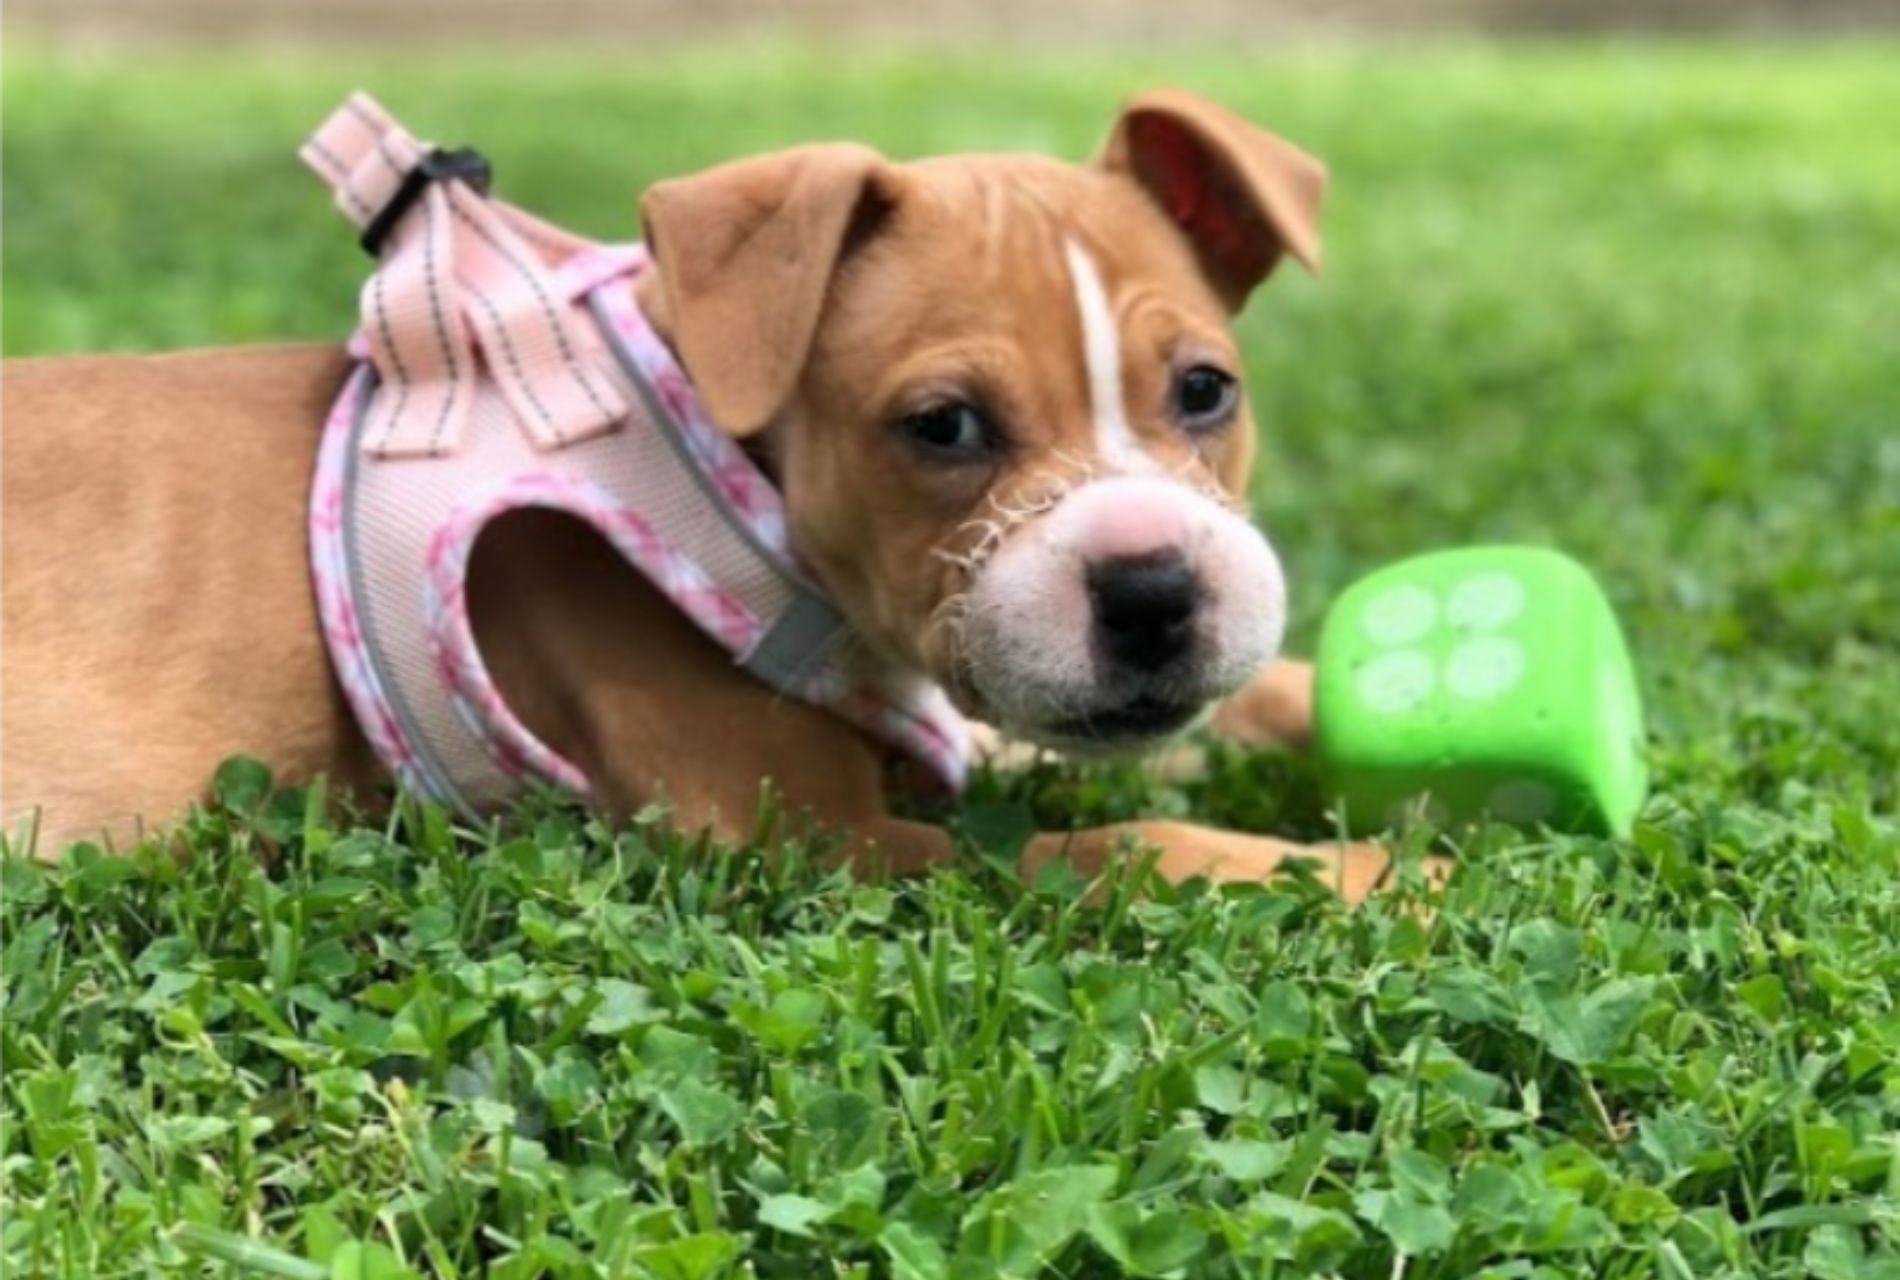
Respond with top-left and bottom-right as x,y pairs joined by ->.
309,369 -> 429,794
583,246 -> 792,552
420,469 -> 770,793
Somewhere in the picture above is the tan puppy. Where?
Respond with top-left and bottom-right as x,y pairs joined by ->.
3,90 -> 1401,899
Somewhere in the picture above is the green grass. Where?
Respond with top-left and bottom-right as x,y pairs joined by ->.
5,38 -> 1900,1279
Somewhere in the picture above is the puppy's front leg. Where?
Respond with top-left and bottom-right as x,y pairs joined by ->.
846,814 -> 1403,905
1030,820 -> 1403,902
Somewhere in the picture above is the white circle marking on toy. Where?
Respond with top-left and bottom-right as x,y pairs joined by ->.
1489,778 -> 1557,824
1360,584 -> 1439,647
1445,636 -> 1527,700
1446,571 -> 1526,631
1357,649 -> 1436,713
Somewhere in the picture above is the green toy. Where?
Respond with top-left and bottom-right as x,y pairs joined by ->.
1313,546 -> 1646,836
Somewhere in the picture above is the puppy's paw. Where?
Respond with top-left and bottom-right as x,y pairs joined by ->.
1342,842 -> 1455,905
1269,838 -> 1451,907
964,720 -> 1046,773
966,719 -> 1210,781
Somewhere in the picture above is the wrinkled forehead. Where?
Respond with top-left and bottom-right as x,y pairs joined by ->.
820,155 -> 1237,389
905,157 -> 1201,283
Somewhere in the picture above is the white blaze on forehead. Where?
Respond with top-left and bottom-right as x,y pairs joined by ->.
1062,238 -> 1145,469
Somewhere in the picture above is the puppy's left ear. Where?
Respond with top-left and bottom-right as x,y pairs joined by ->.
639,143 -> 890,435
1100,88 -> 1327,310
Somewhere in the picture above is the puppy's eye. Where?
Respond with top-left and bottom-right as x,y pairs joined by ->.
1174,365 -> 1239,431
896,401 -> 998,462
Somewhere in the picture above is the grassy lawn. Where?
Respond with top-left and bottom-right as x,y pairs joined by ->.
5,38 -> 1900,1279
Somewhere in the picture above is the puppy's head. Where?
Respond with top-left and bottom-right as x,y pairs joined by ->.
637,89 -> 1325,753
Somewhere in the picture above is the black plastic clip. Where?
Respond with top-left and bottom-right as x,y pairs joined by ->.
359,146 -> 494,256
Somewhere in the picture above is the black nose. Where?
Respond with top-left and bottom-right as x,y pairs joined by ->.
1088,552 -> 1200,672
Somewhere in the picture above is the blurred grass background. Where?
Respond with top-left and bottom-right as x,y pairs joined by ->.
5,39 -> 1898,814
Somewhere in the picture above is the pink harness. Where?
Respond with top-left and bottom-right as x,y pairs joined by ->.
301,94 -> 967,818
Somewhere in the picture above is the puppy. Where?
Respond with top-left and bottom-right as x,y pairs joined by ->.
2,89 -> 1401,900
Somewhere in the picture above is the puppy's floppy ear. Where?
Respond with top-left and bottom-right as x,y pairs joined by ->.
1100,88 -> 1327,310
639,143 -> 888,435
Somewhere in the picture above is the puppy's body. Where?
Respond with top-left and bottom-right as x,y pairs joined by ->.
4,346 -> 381,840
1,353 -> 1324,885
4,91 -> 1410,898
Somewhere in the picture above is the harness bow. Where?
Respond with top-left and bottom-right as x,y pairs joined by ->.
300,92 -> 628,458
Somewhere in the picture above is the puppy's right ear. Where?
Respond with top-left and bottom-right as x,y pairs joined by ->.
639,143 -> 889,437
1100,89 -> 1326,312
